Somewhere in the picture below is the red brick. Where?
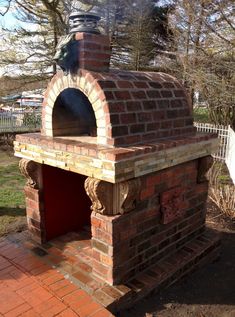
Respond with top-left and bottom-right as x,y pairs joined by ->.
24,187 -> 40,202
147,90 -> 161,98
57,308 -> 79,317
55,284 -> 78,299
117,81 -> 134,89
138,112 -> 152,122
21,286 -> 53,306
0,287 -> 25,314
48,279 -> 71,292
68,295 -> 93,311
133,81 -> 149,88
16,282 -> 39,296
161,90 -> 173,98
91,309 -> 114,317
34,297 -> 67,316
63,289 -> 88,304
114,90 -> 132,99
108,101 -> 125,113
42,272 -> 64,286
92,259 -> 110,276
120,113 -> 137,124
4,303 -> 31,317
132,91 -> 147,99
76,301 -> 102,315
126,101 -> 142,111
20,309 -> 41,316
140,186 -> 155,200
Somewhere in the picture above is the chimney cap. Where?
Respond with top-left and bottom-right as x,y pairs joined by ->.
69,11 -> 101,34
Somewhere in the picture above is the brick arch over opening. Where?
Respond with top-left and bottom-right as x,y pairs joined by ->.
42,70 -> 111,145
42,69 -> 195,147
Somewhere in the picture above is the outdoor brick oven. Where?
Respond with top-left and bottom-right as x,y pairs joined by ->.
14,12 -> 220,306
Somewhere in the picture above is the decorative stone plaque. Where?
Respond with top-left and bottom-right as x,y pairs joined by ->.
160,186 -> 185,224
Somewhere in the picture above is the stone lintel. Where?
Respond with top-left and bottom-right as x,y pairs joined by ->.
14,138 -> 219,184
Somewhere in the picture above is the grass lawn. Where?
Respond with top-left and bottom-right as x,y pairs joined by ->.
193,107 -> 210,123
0,149 -> 26,236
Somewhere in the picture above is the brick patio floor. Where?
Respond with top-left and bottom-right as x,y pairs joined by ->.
0,236 -> 113,317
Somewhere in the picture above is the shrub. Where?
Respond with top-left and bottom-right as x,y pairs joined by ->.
23,112 -> 41,127
208,161 -> 235,219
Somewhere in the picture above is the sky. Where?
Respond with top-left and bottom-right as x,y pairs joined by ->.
0,11 -> 31,30
0,12 -> 18,29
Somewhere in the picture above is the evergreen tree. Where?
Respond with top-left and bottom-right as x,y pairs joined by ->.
0,0 -> 171,77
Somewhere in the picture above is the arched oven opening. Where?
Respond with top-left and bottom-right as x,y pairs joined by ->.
52,88 -> 97,137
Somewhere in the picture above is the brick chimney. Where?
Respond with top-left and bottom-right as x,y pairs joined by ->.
75,33 -> 111,72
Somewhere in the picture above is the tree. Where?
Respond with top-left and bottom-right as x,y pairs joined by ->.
0,0 -> 70,76
113,0 -> 159,71
0,0 -> 172,92
90,0 -> 172,70
165,0 -> 235,128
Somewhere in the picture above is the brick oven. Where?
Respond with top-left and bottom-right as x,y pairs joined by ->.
14,11 -> 220,309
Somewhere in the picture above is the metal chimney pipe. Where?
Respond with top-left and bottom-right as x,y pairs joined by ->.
69,11 -> 101,34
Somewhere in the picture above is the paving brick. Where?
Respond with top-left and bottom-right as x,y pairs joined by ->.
16,282 -> 39,296
63,289 -> 88,305
48,279 -> 72,292
90,309 -> 113,317
76,301 -> 103,316
4,276 -> 34,292
57,308 -> 79,316
0,257 -> 11,271
72,270 -> 94,285
34,297 -> 67,316
20,309 -> 41,316
4,303 -> 31,317
42,272 -> 64,286
30,264 -> 51,276
20,286 -> 53,306
69,298 -> 93,314
0,237 -> 115,317
55,284 -> 78,299
0,286 -> 25,314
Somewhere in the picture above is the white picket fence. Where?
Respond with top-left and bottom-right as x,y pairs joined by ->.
194,122 -> 229,161
225,126 -> 235,184
0,109 -> 41,133
194,122 -> 235,185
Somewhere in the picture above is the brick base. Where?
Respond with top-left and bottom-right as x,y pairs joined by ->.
91,159 -> 211,285
97,228 -> 220,313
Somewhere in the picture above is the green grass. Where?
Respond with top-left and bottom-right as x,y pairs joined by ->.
0,151 -> 26,236
193,107 -> 210,123
215,162 -> 232,185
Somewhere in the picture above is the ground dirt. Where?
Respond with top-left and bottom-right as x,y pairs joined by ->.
119,201 -> 235,317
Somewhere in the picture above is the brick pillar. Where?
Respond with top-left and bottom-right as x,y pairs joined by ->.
19,159 -> 45,244
75,33 -> 111,72
85,177 -> 141,285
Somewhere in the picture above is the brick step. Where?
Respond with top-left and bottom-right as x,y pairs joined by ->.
91,228 -> 220,313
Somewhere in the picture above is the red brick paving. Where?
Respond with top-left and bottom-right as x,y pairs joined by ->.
0,238 -> 113,317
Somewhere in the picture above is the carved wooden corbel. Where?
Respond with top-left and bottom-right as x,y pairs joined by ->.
19,159 -> 42,189
197,156 -> 213,183
118,179 -> 141,214
84,177 -> 113,215
85,177 -> 141,215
